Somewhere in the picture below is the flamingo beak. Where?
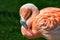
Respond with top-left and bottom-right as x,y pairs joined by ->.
20,15 -> 28,29
20,21 -> 28,29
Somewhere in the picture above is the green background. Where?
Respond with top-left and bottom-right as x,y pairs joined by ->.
0,0 -> 60,40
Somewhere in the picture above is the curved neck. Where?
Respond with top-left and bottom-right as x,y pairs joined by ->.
20,3 -> 40,39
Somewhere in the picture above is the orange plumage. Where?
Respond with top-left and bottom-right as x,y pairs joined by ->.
20,3 -> 60,40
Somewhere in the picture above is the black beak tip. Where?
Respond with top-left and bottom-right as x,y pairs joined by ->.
20,21 -> 28,29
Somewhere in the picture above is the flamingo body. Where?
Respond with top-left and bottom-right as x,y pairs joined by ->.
32,7 -> 60,40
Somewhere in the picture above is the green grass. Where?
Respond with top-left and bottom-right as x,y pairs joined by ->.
0,0 -> 60,40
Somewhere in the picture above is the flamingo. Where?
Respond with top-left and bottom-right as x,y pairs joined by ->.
20,3 -> 60,40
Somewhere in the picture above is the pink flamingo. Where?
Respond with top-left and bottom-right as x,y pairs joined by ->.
20,3 -> 60,40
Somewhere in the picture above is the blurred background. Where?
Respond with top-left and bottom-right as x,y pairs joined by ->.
0,0 -> 60,40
